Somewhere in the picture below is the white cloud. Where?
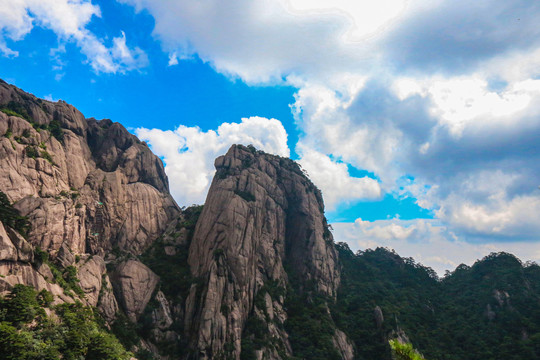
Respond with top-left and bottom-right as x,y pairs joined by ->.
393,75 -> 540,137
168,52 -> 179,66
120,0 -> 396,83
43,94 -> 58,102
119,0 -> 540,258
291,80 -> 403,188
434,171 -> 540,238
0,0 -> 147,73
280,0 -> 407,42
332,218 -> 540,276
135,117 -> 289,206
297,145 -> 381,210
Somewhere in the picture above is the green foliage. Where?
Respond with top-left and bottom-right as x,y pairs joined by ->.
4,127 -> 13,138
64,266 -> 85,296
213,248 -> 225,259
331,244 -> 540,360
40,150 -> 55,165
1,100 -> 63,142
389,340 -> 426,360
234,189 -> 256,202
1,108 -> 23,118
0,321 -> 29,360
48,118 -> 64,142
176,205 -> 203,232
136,349 -> 158,360
135,205 -> 204,357
139,237 -> 193,300
246,144 -> 257,154
140,205 -> 203,300
0,285 -> 132,359
110,311 -> 140,350
0,190 -> 31,236
34,247 -> 49,264
253,280 -> 286,319
37,289 -> 54,307
25,145 -> 39,159
33,248 -> 84,297
0,284 -> 44,326
86,332 -> 133,360
0,101 -> 30,120
57,302 -> 132,360
242,316 -> 268,355
284,289 -> 342,360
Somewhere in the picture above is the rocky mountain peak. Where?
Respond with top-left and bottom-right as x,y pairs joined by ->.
185,144 -> 348,359
0,80 -> 178,326
0,81 -> 179,258
1,81 -> 353,360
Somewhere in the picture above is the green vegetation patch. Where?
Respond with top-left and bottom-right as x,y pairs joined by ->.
25,145 -> 39,159
331,243 -> 540,360
0,190 -> 30,236
33,248 -> 85,297
0,284 -> 132,360
234,189 -> 256,202
136,205 -> 204,358
0,101 -> 30,121
389,340 -> 427,360
284,288 -> 342,360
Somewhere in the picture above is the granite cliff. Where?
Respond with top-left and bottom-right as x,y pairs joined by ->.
0,80 -> 354,359
184,144 -> 353,359
0,79 -> 179,349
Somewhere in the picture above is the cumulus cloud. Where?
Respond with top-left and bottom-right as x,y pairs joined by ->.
120,0 -> 396,83
135,117 -> 289,206
393,75 -> 540,137
0,0 -> 147,73
121,0 -> 540,83
121,0 -> 540,251
297,145 -> 381,210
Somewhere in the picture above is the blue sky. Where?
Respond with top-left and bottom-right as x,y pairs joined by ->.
1,0 -> 540,273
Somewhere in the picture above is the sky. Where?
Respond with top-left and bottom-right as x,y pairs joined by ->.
1,0 -> 540,274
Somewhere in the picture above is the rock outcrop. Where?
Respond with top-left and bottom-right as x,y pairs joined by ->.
0,79 -> 179,258
0,79 -> 178,327
111,259 -> 160,322
1,80 -> 354,360
184,144 -> 350,359
0,222 -> 72,304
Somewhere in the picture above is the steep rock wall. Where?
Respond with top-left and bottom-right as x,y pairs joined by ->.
0,79 -> 179,258
185,145 -> 350,359
0,80 -> 178,328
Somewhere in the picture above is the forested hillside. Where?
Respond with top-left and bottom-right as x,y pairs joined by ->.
333,244 -> 540,360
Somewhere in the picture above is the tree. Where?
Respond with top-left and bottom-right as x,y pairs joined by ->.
389,339 -> 427,360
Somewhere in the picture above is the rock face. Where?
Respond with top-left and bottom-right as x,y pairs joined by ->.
0,222 -> 71,304
185,145 -> 350,359
1,80 -> 354,360
111,259 -> 160,322
0,79 -> 179,257
0,80 -> 178,327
